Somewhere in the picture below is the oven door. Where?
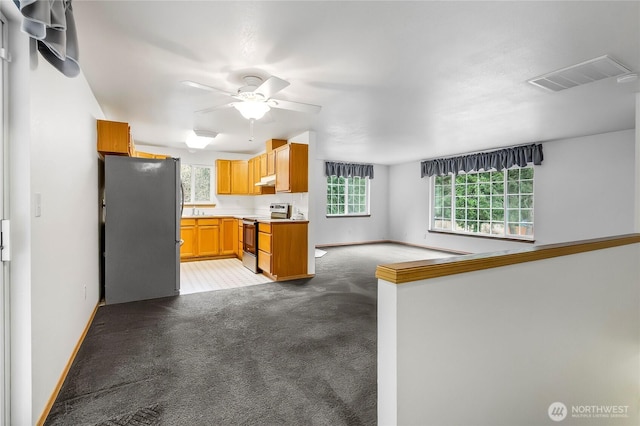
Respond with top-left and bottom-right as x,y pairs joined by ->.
242,220 -> 257,254
242,220 -> 259,273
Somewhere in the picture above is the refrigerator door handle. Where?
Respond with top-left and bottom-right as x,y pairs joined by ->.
180,182 -> 185,216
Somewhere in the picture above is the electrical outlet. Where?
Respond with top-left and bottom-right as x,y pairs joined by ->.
84,285 -> 87,300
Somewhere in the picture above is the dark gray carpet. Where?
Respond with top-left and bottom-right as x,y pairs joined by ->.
44,243 -> 452,426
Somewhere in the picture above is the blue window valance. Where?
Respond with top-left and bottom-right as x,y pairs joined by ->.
325,161 -> 374,179
421,143 -> 543,177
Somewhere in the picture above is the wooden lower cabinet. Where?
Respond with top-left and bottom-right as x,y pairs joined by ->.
220,218 -> 237,255
197,219 -> 220,257
257,221 -> 309,281
180,217 -> 238,261
237,221 -> 243,260
180,219 -> 197,258
182,218 -> 309,281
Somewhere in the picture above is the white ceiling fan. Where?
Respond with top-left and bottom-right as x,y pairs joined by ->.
182,74 -> 321,140
183,75 -> 322,117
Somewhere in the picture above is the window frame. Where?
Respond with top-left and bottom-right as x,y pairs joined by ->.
180,163 -> 215,206
430,166 -> 535,241
326,175 -> 371,217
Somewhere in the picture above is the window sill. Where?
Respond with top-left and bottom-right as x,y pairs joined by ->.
428,229 -> 535,243
326,214 -> 371,218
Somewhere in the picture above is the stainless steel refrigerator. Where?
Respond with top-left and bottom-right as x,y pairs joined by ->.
103,155 -> 181,304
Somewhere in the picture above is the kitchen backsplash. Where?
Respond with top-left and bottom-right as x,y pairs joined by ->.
254,192 -> 309,218
182,192 -> 309,218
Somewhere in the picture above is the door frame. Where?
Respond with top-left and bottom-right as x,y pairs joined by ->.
0,9 -> 10,426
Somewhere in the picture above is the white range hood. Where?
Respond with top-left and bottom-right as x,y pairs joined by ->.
255,175 -> 276,187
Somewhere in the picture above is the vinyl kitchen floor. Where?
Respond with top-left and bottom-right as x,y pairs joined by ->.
180,258 -> 272,295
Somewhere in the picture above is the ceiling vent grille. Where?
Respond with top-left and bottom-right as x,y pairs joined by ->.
528,55 -> 631,92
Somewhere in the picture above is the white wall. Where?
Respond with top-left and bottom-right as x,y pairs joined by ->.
378,243 -> 640,425
29,56 -> 104,422
389,129 -> 636,253
313,161 -> 390,246
5,7 -> 105,422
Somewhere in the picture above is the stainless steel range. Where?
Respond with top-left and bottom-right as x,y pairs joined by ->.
241,203 -> 291,273
269,203 -> 290,219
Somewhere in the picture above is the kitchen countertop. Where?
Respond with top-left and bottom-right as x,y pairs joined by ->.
181,215 -> 308,223
256,218 -> 309,224
181,215 -> 237,219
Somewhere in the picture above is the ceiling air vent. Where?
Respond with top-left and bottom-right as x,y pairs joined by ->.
528,55 -> 631,92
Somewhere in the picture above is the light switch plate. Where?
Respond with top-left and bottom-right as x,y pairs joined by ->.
35,192 -> 41,217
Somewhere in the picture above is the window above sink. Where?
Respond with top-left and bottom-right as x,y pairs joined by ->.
181,163 -> 214,205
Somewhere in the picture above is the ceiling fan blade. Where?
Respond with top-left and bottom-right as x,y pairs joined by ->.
181,80 -> 235,95
255,76 -> 290,99
268,98 -> 322,114
195,102 -> 235,114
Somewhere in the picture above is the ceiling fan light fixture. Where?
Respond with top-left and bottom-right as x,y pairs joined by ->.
233,101 -> 271,120
185,130 -> 215,149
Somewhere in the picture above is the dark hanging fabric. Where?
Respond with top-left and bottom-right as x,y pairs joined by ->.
13,0 -> 80,77
325,161 -> 374,179
420,143 -> 543,177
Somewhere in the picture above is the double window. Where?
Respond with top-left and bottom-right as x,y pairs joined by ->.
432,167 -> 534,239
326,176 -> 370,216
181,164 -> 214,204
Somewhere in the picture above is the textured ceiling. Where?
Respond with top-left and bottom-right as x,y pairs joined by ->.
73,1 -> 640,164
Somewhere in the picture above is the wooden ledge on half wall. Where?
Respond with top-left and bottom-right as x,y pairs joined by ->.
375,233 -> 640,285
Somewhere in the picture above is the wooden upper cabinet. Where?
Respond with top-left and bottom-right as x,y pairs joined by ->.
266,139 -> 287,151
230,160 -> 249,194
275,146 -> 290,192
248,157 -> 256,194
275,143 -> 308,193
217,159 -> 251,195
260,154 -> 268,178
97,119 -> 134,156
267,151 -> 276,176
216,159 -> 231,194
135,151 -> 156,159
249,157 -> 260,194
135,152 -> 170,159
251,155 -> 274,195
